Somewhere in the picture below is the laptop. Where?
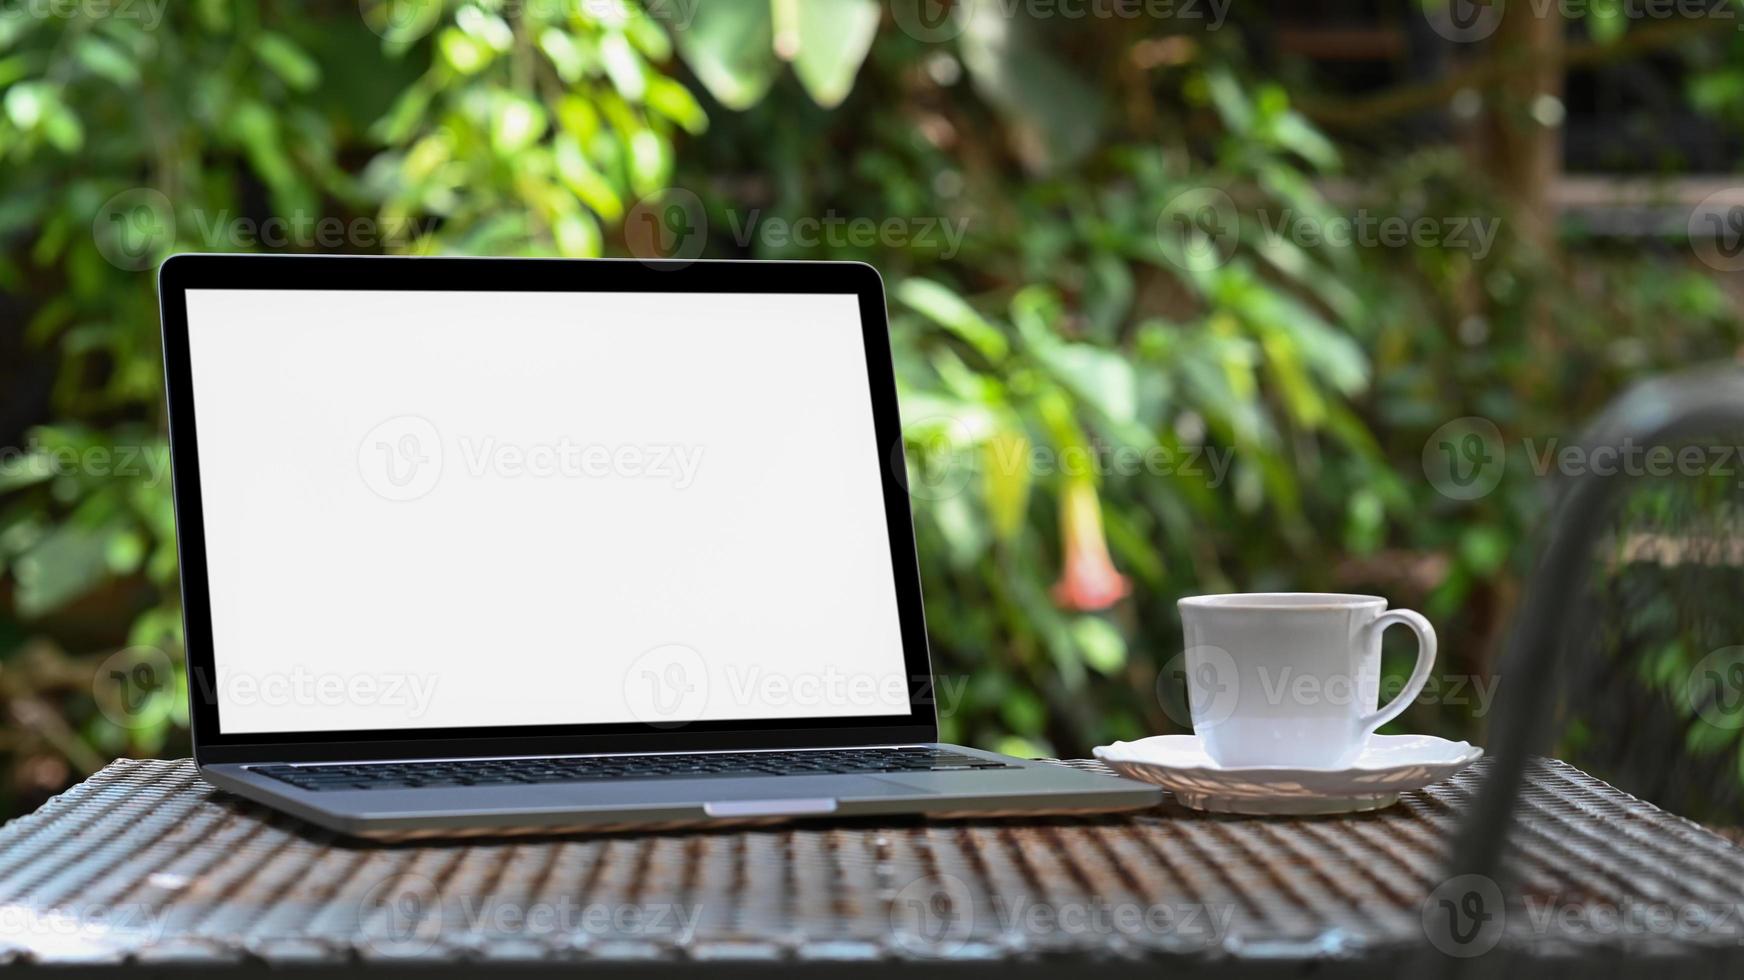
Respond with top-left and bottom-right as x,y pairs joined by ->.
155,254 -> 1160,838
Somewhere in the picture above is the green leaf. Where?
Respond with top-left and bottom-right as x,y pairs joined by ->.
4,81 -> 50,128
538,28 -> 587,84
73,36 -> 139,87
982,427 -> 1032,543
645,75 -> 708,134
554,135 -> 624,220
553,211 -> 602,257
41,103 -> 83,153
438,28 -> 495,75
895,278 -> 1009,361
490,95 -> 548,154
1686,717 -> 1738,756
599,31 -> 646,101
253,32 -> 321,91
998,688 -> 1047,734
1588,5 -> 1627,44
1458,525 -> 1510,575
627,128 -> 670,195
1072,616 -> 1128,675
14,525 -> 110,618
674,1 -> 779,110
789,0 -> 878,108
957,3 -> 1101,173
1039,344 -> 1138,424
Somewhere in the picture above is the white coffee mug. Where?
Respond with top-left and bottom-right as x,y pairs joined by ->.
1176,593 -> 1436,769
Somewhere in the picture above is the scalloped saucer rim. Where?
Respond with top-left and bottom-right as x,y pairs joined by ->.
1095,733 -> 1482,774
1092,734 -> 1483,815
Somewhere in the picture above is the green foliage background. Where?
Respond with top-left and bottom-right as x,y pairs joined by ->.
4,0 -> 1744,821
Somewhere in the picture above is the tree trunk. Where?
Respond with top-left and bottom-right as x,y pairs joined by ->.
1477,4 -> 1565,261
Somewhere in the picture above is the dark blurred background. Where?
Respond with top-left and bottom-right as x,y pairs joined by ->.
3,0 -> 1744,828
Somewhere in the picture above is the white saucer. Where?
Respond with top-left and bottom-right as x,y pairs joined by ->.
1093,734 -> 1483,815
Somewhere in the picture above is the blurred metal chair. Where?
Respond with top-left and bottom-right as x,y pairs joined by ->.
1432,364 -> 1744,977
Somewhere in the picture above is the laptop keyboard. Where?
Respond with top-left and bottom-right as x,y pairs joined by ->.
252,747 -> 1018,792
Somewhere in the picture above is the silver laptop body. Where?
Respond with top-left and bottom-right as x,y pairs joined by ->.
158,254 -> 1160,839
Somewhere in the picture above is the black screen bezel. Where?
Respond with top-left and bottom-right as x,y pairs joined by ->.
157,254 -> 938,764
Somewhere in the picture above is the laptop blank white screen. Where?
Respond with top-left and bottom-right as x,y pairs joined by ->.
184,288 -> 911,735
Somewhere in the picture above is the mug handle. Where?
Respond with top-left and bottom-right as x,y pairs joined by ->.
1357,609 -> 1437,737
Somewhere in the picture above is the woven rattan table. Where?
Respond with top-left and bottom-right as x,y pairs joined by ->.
1,758 -> 1742,977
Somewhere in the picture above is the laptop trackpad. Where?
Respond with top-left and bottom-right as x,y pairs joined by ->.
699,775 -> 938,815
703,798 -> 837,818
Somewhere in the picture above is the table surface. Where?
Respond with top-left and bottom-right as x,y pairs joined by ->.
1,757 -> 1742,976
